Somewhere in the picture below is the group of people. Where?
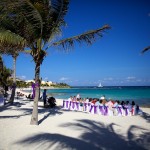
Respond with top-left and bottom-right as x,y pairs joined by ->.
25,89 -> 56,108
62,94 -> 142,116
17,92 -> 25,98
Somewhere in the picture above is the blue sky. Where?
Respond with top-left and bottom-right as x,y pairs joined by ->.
2,0 -> 150,86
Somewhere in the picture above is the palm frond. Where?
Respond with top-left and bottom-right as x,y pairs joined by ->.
0,0 -> 44,44
0,28 -> 26,45
141,46 -> 150,54
0,28 -> 26,54
45,0 -> 69,42
52,24 -> 111,50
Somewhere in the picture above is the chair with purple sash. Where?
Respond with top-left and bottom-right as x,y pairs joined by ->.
89,104 -> 98,114
104,106 -> 113,116
76,101 -> 82,111
99,105 -> 105,115
124,105 -> 131,116
69,101 -> 77,111
83,102 -> 91,112
117,105 -> 124,116
62,100 -> 70,110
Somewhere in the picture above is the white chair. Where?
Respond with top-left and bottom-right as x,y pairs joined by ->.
62,100 -> 70,110
69,101 -> 77,111
103,106 -> 113,116
99,105 -> 105,115
124,106 -> 131,116
89,104 -> 99,114
117,105 -> 124,116
76,102 -> 83,111
83,102 -> 91,112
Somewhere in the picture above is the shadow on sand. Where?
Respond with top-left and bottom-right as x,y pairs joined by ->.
14,119 -> 150,150
0,99 -> 63,124
140,112 -> 150,123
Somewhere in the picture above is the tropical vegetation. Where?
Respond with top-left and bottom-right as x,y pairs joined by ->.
0,55 -> 12,95
0,0 -> 110,125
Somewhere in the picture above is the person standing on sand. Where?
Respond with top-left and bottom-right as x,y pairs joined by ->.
43,89 -> 47,107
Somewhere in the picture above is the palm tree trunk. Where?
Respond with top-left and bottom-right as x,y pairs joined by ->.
30,62 -> 41,125
9,56 -> 17,104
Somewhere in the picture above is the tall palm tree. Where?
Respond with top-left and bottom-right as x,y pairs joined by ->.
0,0 -> 111,125
9,52 -> 19,103
0,19 -> 26,102
0,44 -> 25,103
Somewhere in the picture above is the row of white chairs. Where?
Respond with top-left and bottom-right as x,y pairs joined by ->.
62,100 -> 136,116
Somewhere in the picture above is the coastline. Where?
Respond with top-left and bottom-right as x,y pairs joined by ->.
16,87 -> 150,108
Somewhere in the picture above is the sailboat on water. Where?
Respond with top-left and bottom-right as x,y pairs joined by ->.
98,82 -> 103,88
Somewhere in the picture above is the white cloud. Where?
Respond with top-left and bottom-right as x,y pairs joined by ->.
103,77 -> 113,81
136,79 -> 142,82
59,77 -> 68,81
18,75 -> 26,79
126,76 -> 136,80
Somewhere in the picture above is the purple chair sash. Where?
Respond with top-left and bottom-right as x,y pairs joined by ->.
118,107 -> 122,114
66,101 -> 69,108
72,102 -> 75,109
104,106 -> 108,116
76,102 -> 79,110
69,101 -> 72,110
94,106 -> 97,114
124,106 -> 128,116
89,105 -> 94,113
99,106 -> 104,115
84,103 -> 87,111
88,102 -> 91,106
89,105 -> 97,114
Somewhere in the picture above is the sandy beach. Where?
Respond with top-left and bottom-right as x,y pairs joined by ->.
0,95 -> 150,150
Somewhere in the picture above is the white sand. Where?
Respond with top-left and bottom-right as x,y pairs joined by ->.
0,98 -> 150,150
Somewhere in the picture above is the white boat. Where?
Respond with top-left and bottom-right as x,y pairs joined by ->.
98,82 -> 103,88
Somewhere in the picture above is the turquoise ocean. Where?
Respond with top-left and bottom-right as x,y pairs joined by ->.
44,86 -> 150,106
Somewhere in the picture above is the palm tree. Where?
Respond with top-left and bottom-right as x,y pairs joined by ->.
0,19 -> 26,103
9,52 -> 19,103
0,0 -> 111,125
0,46 -> 25,103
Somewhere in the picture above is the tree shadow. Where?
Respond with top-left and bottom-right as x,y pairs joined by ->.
38,106 -> 63,124
140,112 -> 150,123
0,103 -> 13,112
0,107 -> 32,119
0,101 -> 63,124
0,97 -> 31,112
14,119 -> 150,150
0,101 -> 26,112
